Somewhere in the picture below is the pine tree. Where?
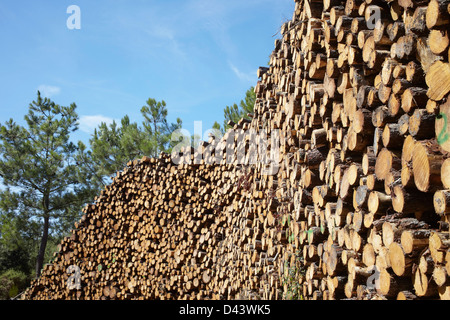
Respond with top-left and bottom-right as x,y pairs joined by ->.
79,98 -> 183,187
0,92 -> 91,277
141,98 -> 182,157
222,86 -> 256,131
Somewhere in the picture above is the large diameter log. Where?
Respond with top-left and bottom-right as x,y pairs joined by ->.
426,61 -> 450,101
411,141 -> 444,192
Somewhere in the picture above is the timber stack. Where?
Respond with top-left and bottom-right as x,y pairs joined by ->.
23,0 -> 450,300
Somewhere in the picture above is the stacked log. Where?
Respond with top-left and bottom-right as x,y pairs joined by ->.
23,0 -> 450,300
252,0 -> 450,300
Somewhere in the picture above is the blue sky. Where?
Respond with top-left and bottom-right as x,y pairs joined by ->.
0,0 -> 294,145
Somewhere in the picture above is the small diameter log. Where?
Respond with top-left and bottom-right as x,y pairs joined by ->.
439,285 -> 450,300
367,174 -> 385,191
446,251 -> 450,275
353,109 -> 374,135
368,191 -> 392,215
326,245 -> 345,276
397,291 -> 418,300
426,0 -> 450,29
429,231 -> 450,264
401,229 -> 431,255
378,268 -> 412,298
398,114 -> 410,136
392,185 -> 434,214
414,269 -> 439,298
375,148 -> 402,181
389,242 -> 414,277
417,38 -> 443,75
401,135 -> 416,165
312,128 -> 328,149
434,190 -> 450,216
401,87 -> 429,114
335,198 -> 351,227
372,106 -> 399,129
353,181 -> 368,206
363,148 -> 377,175
381,58 -> 397,86
392,78 -> 412,96
406,61 -> 424,84
382,124 -> 403,150
432,265 -> 449,287
429,29 -> 450,55
373,127 -> 383,156
401,163 -> 415,189
408,109 -> 436,140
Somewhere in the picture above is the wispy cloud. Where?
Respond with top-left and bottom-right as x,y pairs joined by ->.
37,85 -> 61,97
79,115 -> 115,134
228,61 -> 256,83
143,24 -> 187,62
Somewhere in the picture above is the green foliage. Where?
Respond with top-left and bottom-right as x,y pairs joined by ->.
212,121 -> 222,132
142,98 -> 172,157
79,117 -> 148,188
0,93 -> 184,280
78,98 -> 182,188
0,269 -> 30,300
221,87 -> 256,132
0,91 -> 93,277
0,94 -> 183,278
281,252 -> 305,300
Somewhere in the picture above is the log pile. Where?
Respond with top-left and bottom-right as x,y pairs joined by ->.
23,0 -> 450,300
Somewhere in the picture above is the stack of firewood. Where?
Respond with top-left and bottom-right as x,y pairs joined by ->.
23,0 -> 450,300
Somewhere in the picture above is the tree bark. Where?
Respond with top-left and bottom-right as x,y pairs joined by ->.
36,213 -> 50,278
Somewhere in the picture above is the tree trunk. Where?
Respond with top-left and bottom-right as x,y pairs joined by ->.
36,213 -> 50,278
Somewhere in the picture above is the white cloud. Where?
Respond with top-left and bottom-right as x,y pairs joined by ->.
37,85 -> 61,97
228,61 -> 256,82
79,115 -> 115,134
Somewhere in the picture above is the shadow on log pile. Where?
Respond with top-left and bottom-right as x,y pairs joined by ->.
23,0 -> 450,300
